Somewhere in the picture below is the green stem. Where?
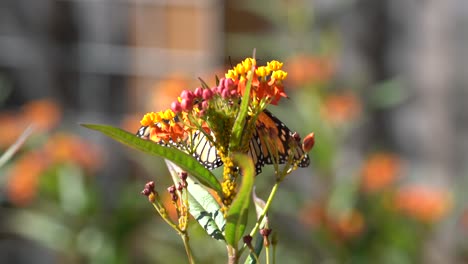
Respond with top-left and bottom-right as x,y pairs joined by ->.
182,232 -> 196,264
238,181 -> 280,256
265,244 -> 270,264
151,203 -> 179,232
152,203 -> 195,263
250,181 -> 279,237
227,245 -> 238,264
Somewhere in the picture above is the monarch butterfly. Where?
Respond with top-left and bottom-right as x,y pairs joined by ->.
136,109 -> 309,174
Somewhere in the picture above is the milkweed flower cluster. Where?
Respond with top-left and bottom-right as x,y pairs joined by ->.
138,57 -> 312,206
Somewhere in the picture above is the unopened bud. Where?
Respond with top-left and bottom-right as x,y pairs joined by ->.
302,132 -> 315,152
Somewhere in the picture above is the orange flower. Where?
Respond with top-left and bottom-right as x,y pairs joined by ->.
43,133 -> 102,172
21,99 -> 61,132
0,113 -> 24,148
300,202 -> 327,228
140,110 -> 189,143
149,75 -> 194,110
332,211 -> 365,240
320,92 -> 361,124
121,114 -> 144,133
284,54 -> 334,87
361,153 -> 401,193
300,203 -> 364,240
394,185 -> 452,223
6,151 -> 50,206
226,58 -> 289,106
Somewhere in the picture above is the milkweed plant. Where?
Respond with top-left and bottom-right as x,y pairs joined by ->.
83,52 -> 315,264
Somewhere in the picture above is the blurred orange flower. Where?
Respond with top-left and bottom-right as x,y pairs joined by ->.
300,202 -> 327,228
121,114 -> 145,133
332,211 -> 365,240
284,54 -> 334,87
320,93 -> 361,124
43,133 -> 102,172
6,132 -> 103,206
301,203 -> 364,240
0,112 -> 24,148
21,99 -> 61,132
361,153 -> 401,193
6,150 -> 50,206
0,99 -> 61,148
394,185 -> 452,223
149,75 -> 195,110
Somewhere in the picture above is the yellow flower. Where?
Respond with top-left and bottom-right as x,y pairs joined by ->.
225,69 -> 238,80
271,70 -> 288,81
140,112 -> 161,126
255,66 -> 271,78
267,60 -> 283,71
234,63 -> 247,75
242,57 -> 256,72
162,109 -> 176,120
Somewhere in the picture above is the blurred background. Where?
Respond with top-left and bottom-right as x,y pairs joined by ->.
0,0 -> 467,263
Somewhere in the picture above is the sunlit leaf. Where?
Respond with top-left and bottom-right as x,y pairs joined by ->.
252,187 -> 268,229
225,154 -> 255,247
231,51 -> 256,149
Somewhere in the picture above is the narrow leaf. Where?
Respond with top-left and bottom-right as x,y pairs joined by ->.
230,51 -> 256,149
252,187 -> 268,229
225,154 -> 255,247
81,124 -> 222,194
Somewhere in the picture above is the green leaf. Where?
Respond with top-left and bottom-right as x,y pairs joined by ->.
252,187 -> 268,229
230,56 -> 255,149
225,154 -> 255,247
81,124 -> 222,194
165,161 -> 225,241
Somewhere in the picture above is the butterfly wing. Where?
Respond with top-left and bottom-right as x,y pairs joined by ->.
249,109 -> 310,174
136,109 -> 310,175
136,125 -> 223,170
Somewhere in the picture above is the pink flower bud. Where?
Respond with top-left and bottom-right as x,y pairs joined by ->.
202,88 -> 213,100
180,98 -> 193,111
194,87 -> 203,97
180,90 -> 194,100
171,101 -> 182,113
221,88 -> 230,98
